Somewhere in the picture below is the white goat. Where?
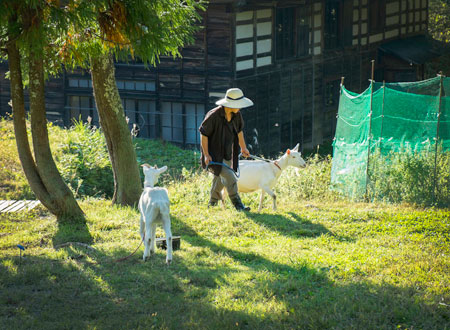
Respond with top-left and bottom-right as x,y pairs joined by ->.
138,164 -> 173,264
236,143 -> 306,211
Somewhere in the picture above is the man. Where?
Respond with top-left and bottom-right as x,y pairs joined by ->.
199,88 -> 253,211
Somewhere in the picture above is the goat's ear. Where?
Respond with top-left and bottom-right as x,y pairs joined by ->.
293,143 -> 299,151
159,166 -> 168,174
287,149 -> 291,155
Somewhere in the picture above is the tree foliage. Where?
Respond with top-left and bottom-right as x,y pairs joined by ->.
58,0 -> 205,69
0,0 -> 206,209
0,0 -> 85,223
429,0 -> 450,43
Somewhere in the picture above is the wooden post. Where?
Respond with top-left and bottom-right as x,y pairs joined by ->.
365,60 -> 375,200
433,74 -> 444,203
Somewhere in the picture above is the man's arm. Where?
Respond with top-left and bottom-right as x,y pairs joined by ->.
238,131 -> 250,157
201,134 -> 212,165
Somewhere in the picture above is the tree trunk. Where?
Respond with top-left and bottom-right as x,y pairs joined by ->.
27,49 -> 85,222
7,38 -> 57,213
90,52 -> 142,206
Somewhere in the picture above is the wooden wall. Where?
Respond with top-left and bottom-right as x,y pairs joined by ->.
0,0 -> 431,157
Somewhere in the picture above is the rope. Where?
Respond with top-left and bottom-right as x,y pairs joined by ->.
112,236 -> 144,263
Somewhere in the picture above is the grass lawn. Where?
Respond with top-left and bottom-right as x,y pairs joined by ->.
1,181 -> 449,329
1,118 -> 449,329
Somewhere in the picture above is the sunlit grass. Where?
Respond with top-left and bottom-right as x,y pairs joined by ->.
1,118 -> 449,328
1,189 -> 449,329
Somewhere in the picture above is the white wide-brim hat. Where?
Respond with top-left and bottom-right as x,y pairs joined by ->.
215,88 -> 254,109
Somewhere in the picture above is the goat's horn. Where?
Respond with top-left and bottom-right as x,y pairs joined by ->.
141,163 -> 151,168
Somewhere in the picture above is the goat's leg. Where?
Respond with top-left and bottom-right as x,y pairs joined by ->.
150,222 -> 157,256
258,190 -> 266,212
143,216 -> 152,261
162,213 -> 173,265
139,214 -> 145,241
143,207 -> 157,261
261,186 -> 277,211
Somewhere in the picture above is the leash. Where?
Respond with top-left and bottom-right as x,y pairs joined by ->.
243,153 -> 282,171
112,236 -> 145,263
13,237 -> 146,265
205,153 -> 282,177
206,161 -> 240,178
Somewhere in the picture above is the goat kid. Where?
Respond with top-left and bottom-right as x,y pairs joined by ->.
233,143 -> 306,211
139,164 -> 173,264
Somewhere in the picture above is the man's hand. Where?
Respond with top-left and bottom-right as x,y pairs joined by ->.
204,154 -> 212,165
241,147 -> 250,158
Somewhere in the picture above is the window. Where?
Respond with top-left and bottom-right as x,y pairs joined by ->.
185,103 -> 205,145
369,0 -> 386,32
276,8 -> 295,59
66,95 -> 204,145
296,7 -> 310,57
67,95 -> 97,125
324,1 -> 340,49
324,0 -> 353,50
116,80 -> 156,92
160,102 -> 205,146
68,78 -> 92,88
275,6 -> 311,59
161,102 -> 183,143
235,9 -> 273,72
137,100 -> 157,139
122,98 -> 157,139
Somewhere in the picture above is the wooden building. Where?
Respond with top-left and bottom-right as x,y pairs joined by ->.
0,0 -> 441,155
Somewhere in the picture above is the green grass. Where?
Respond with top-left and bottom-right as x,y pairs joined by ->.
1,181 -> 449,329
1,118 -> 449,329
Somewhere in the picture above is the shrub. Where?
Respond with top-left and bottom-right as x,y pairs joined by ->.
278,154 -> 341,202
368,147 -> 450,206
57,120 -> 114,198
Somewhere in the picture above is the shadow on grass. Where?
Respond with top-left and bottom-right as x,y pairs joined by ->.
51,220 -> 93,247
1,215 -> 448,329
245,211 -> 331,238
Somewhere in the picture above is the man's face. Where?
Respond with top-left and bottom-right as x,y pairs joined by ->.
227,107 -> 240,113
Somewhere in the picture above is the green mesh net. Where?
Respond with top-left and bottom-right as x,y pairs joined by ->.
331,76 -> 450,206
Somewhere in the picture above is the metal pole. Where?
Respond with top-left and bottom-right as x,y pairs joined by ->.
379,80 -> 386,151
433,74 -> 444,203
335,76 -> 344,146
290,69 -> 293,147
365,60 -> 375,200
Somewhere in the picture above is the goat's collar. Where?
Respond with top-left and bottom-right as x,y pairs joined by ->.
144,183 -> 155,188
273,161 -> 282,171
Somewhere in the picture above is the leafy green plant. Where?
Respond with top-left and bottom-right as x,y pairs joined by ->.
56,120 -> 114,198
368,147 -> 450,206
277,154 -> 341,202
